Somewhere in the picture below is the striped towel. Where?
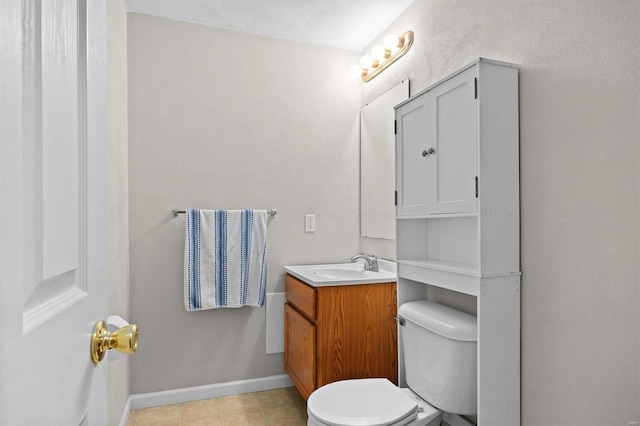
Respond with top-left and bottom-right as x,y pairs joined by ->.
184,209 -> 268,310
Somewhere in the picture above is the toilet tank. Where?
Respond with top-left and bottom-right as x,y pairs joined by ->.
398,300 -> 477,415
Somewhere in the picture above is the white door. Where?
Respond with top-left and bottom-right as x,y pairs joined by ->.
0,0 -> 108,425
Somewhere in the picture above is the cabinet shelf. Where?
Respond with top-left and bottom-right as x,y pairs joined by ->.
397,259 -> 521,296
397,259 -> 480,296
398,258 -> 479,276
397,211 -> 479,220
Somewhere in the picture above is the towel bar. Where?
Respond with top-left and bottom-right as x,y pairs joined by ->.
173,208 -> 276,217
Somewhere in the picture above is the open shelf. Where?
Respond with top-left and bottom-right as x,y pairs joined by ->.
397,211 -> 479,220
397,259 -> 481,296
398,258 -> 479,276
396,216 -> 479,277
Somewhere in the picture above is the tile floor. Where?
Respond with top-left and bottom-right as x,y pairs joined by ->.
126,386 -> 307,426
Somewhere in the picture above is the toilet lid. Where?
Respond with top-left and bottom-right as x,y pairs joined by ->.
307,378 -> 418,426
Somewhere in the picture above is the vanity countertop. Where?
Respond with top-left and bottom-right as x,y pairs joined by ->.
284,260 -> 397,287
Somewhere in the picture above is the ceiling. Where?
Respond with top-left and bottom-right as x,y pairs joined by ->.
124,0 -> 415,52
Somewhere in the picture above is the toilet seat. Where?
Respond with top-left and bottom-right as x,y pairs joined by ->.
307,378 -> 419,426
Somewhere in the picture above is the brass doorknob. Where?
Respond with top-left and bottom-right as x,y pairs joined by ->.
91,320 -> 139,364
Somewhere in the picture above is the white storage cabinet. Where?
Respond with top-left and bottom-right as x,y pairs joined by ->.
395,58 -> 521,426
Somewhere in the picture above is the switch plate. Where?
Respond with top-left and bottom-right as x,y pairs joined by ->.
305,214 -> 315,232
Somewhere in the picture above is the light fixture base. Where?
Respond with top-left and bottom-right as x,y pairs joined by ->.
362,31 -> 414,82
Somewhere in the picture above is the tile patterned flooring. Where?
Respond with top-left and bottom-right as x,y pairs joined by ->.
126,387 -> 308,426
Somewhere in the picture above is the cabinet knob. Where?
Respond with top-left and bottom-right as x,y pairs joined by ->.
422,147 -> 436,157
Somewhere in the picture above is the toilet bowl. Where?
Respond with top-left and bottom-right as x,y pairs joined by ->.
307,378 -> 442,426
305,300 -> 477,426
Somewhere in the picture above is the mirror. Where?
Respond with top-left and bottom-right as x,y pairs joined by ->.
360,79 -> 409,239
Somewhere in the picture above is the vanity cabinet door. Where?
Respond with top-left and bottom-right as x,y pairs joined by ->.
284,303 -> 316,400
316,283 -> 398,388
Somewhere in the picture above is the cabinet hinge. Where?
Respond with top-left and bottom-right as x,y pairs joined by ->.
474,78 -> 478,99
475,176 -> 478,198
394,120 -> 397,135
395,190 -> 397,206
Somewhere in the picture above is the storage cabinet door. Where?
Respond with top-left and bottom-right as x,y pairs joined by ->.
396,93 -> 430,217
284,303 -> 316,400
428,68 -> 478,214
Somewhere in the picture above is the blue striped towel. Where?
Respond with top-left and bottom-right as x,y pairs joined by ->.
184,209 -> 268,310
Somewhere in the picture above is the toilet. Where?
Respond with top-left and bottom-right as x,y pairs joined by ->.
306,300 -> 477,426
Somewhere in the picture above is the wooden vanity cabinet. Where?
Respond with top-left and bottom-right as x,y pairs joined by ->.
284,273 -> 398,400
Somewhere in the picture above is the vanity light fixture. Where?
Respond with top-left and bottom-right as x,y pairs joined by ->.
351,31 -> 414,82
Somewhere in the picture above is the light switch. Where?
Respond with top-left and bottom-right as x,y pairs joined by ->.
305,214 -> 315,232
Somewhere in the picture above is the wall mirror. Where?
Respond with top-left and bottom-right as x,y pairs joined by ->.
360,79 -> 409,240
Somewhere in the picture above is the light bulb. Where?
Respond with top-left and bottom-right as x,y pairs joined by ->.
359,55 -> 376,70
350,65 -> 365,78
384,33 -> 402,50
371,45 -> 388,61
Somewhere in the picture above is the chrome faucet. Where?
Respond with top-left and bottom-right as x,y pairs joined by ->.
350,254 -> 379,272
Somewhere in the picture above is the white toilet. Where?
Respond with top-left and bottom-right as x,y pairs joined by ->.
306,300 -> 477,426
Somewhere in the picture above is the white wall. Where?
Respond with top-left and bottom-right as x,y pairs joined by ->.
360,1 -> 640,425
107,0 -> 130,423
127,13 -> 361,393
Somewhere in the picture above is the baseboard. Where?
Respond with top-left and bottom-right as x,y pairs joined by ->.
118,397 -> 132,426
128,374 -> 295,411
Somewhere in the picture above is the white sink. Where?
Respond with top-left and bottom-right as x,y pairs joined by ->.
284,262 -> 397,287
